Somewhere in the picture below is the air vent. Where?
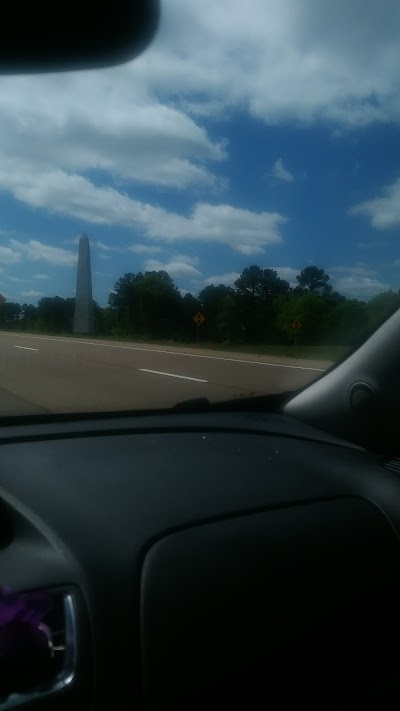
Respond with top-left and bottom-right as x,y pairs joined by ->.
382,458 -> 400,474
348,382 -> 376,410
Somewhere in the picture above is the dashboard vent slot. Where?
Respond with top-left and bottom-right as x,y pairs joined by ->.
382,457 -> 400,474
348,382 -> 376,410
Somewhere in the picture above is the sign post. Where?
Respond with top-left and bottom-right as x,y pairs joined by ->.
193,312 -> 205,343
291,319 -> 301,346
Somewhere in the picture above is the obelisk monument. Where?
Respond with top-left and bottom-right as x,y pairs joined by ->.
73,233 -> 93,333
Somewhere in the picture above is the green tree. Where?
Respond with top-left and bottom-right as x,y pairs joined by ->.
199,284 -> 234,311
92,301 -> 105,334
330,298 -> 368,346
135,271 -> 181,338
199,284 -> 235,341
108,272 -> 143,335
366,290 -> 400,332
260,269 -> 290,299
109,271 -> 181,338
234,266 -> 264,298
275,292 -> 332,344
109,273 -> 138,310
180,293 -> 202,341
234,267 -> 289,342
0,302 -> 21,328
216,294 -> 242,343
296,266 -> 332,295
234,266 -> 289,299
94,306 -> 118,336
36,297 -> 74,332
20,303 -> 38,331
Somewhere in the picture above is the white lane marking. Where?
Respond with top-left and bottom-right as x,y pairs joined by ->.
1,333 -> 326,372
139,369 -> 208,383
13,345 -> 39,351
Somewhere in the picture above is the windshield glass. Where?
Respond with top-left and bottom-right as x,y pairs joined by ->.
0,0 -> 399,416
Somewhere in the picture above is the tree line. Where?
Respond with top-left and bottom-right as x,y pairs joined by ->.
1,265 -> 399,347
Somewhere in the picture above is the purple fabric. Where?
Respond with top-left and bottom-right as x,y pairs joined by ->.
0,586 -> 55,695
0,585 -> 53,627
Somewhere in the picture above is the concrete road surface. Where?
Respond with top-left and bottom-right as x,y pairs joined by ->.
0,332 -> 332,416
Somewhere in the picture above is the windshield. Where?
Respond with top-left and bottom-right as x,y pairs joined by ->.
0,0 -> 399,416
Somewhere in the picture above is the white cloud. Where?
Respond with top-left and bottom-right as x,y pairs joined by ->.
143,255 -> 202,279
95,240 -> 170,273
0,72 -> 226,192
0,167 -> 285,254
332,275 -> 389,298
139,0 -> 400,128
9,239 -> 77,266
0,245 -> 21,264
236,244 -> 266,256
272,159 -> 294,183
330,264 -> 378,277
178,99 -> 228,120
270,266 -> 300,285
7,276 -> 25,283
21,290 -> 45,298
92,241 -> 114,252
201,272 -> 240,287
91,240 -> 124,253
33,273 -> 50,280
0,0 -> 396,234
170,254 -> 199,266
290,264 -> 388,297
129,244 -> 163,255
149,203 -> 285,254
329,264 -> 388,297
350,178 -> 400,229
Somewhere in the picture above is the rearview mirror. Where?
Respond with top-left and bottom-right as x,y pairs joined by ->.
0,0 -> 159,74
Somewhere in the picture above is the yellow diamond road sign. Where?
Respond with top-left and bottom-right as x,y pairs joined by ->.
193,312 -> 205,326
292,319 -> 301,332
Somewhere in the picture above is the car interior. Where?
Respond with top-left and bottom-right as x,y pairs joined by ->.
1,2 -> 400,710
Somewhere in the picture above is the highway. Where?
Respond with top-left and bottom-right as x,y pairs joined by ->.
0,332 -> 331,416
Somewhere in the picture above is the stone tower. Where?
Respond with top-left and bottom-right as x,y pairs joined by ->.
73,233 -> 93,333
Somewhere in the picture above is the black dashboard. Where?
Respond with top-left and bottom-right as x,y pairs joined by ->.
1,409 -> 400,710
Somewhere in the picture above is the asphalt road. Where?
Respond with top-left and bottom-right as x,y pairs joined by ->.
0,332 -> 332,416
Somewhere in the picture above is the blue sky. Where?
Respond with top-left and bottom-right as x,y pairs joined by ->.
1,0 -> 400,306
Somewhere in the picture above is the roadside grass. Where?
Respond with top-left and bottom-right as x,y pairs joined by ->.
183,342 -> 350,362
